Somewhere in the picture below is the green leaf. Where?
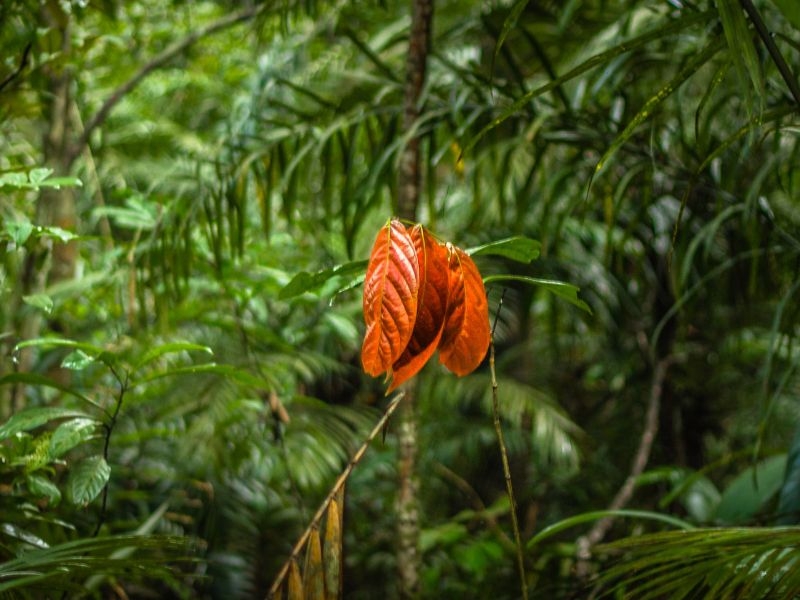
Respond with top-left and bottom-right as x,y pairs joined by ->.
777,428 -> 800,524
14,338 -> 118,369
22,294 -> 54,315
28,168 -> 53,184
36,226 -> 78,243
279,260 -> 367,299
26,474 -> 62,506
716,0 -> 764,107
133,362 -> 249,385
483,275 -> 592,314
66,455 -> 110,506
0,407 -> 93,441
491,0 -> 529,84
528,509 -> 695,548
60,350 -> 96,371
134,342 -> 213,370
4,221 -> 34,245
0,172 -> 27,187
48,418 -> 99,458
467,237 -> 541,263
773,0 -> 800,30
714,454 -> 787,524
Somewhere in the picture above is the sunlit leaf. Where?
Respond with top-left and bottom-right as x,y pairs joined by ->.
467,236 -> 541,263
61,350 -> 95,371
48,418 -> 99,458
279,260 -> 368,299
361,220 -> 420,377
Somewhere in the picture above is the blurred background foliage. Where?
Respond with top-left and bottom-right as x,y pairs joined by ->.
1,0 -> 800,597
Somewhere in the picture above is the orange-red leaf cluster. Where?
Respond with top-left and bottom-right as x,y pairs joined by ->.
361,219 -> 490,392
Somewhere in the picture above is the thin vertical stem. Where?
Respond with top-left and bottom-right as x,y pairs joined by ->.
489,289 -> 528,600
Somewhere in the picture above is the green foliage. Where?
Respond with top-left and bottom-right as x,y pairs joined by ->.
1,0 -> 800,597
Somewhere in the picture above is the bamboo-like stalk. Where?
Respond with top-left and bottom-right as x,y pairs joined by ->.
266,392 -> 406,599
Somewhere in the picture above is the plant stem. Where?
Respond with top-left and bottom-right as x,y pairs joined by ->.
489,340 -> 529,600
266,392 -> 406,599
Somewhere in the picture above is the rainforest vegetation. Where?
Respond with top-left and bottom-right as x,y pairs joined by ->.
2,0 -> 800,598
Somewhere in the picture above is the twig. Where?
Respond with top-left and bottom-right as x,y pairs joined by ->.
0,41 -> 32,93
489,289 -> 528,600
738,0 -> 800,108
575,357 -> 672,576
69,5 -> 265,163
266,392 -> 406,599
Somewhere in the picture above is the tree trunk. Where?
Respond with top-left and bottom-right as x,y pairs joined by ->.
395,0 -> 433,597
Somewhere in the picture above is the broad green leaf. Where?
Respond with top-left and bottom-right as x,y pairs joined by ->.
279,260 -> 368,299
467,236 -> 541,263
0,172 -> 27,187
5,221 -> 34,245
28,168 -> 53,184
773,0 -> 800,30
26,474 -> 62,506
66,455 -> 110,506
22,294 -> 54,315
483,275 -> 592,314
36,176 -> 82,189
61,350 -> 95,371
135,342 -> 213,370
714,454 -> 787,524
0,407 -> 92,441
48,418 -> 99,458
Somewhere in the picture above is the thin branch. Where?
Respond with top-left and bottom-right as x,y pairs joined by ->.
739,0 -> 800,108
575,356 -> 672,574
489,288 -> 528,600
266,392 -> 406,599
69,5 -> 265,164
0,41 -> 32,93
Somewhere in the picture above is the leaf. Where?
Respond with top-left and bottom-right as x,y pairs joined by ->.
304,528 -> 324,599
492,0 -> 530,84
279,260 -> 368,299
66,455 -> 111,506
26,474 -> 62,506
361,220 -> 420,377
28,168 -> 53,184
389,225 -> 450,392
5,221 -> 34,245
714,454 -> 787,524
14,338 -> 118,369
483,275 -> 592,314
438,245 -> 490,376
777,427 -> 800,524
287,559 -> 303,600
324,488 -> 344,600
61,350 -> 95,371
716,0 -> 764,106
134,342 -> 213,370
467,236 -> 541,263
0,407 -> 93,441
48,418 -> 99,458
22,294 -> 53,315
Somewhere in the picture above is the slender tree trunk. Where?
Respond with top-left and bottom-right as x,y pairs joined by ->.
396,0 -> 433,597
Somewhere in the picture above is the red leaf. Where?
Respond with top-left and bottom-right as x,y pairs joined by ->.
438,245 -> 490,375
388,225 -> 450,392
361,220 -> 420,377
